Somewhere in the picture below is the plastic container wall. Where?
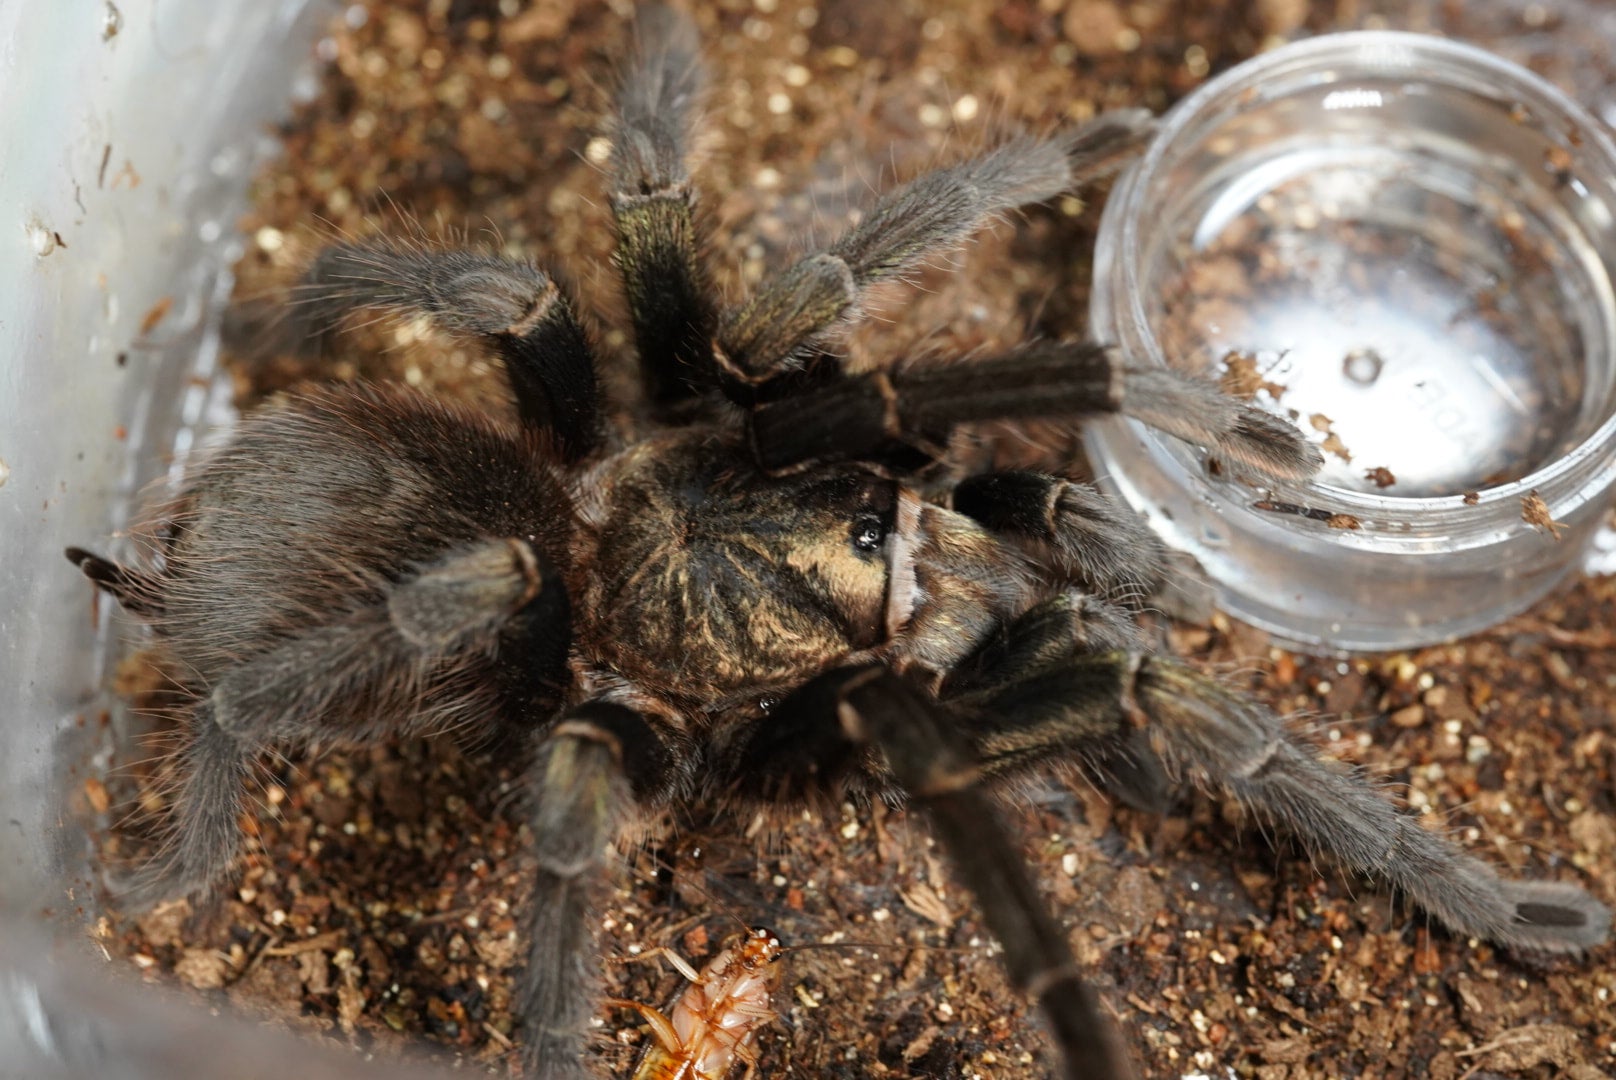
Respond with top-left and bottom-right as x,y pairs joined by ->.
0,2 -> 445,1076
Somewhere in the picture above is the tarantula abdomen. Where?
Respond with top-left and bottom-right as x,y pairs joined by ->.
70,385 -> 575,907
93,384 -> 574,703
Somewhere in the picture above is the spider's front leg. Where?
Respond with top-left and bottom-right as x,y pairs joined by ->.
751,339 -> 1325,482
944,593 -> 1614,953
951,469 -> 1168,611
719,664 -> 1138,1080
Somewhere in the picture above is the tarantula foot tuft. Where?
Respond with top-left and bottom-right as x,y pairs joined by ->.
1061,107 -> 1159,183
1217,406 -> 1327,481
1119,367 -> 1324,481
1502,881 -> 1612,953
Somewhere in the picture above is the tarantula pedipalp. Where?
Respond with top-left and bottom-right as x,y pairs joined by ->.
68,8 -> 1610,1080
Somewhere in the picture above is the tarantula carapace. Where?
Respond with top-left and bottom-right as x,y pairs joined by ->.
69,9 -> 1608,1079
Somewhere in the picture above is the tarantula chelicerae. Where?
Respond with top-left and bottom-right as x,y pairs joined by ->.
70,9 -> 1609,1079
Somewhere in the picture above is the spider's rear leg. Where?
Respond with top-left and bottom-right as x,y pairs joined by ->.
751,339 -> 1324,481
608,4 -> 718,410
943,598 -> 1612,953
723,665 -> 1137,1080
84,537 -> 566,911
521,701 -> 680,1080
290,240 -> 602,461
715,111 -> 1156,389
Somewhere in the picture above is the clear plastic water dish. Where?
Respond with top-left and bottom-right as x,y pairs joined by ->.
1086,31 -> 1616,653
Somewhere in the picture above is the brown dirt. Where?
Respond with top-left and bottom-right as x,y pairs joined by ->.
97,2 -> 1616,1079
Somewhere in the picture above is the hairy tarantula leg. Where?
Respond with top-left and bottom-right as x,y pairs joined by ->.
522,701 -> 673,1080
1117,366 -> 1327,480
715,111 -> 1155,386
609,5 -> 718,409
204,539 -> 557,741
939,590 -> 1169,810
106,703 -> 254,912
763,665 -> 1137,1080
952,472 -> 1167,609
103,539 -> 563,910
943,610 -> 1611,953
292,239 -> 602,460
1135,659 -> 1611,953
751,340 -> 1324,480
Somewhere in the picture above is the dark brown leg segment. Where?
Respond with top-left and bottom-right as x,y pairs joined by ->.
951,471 -> 1167,609
292,240 -> 602,460
608,5 -> 718,410
521,701 -> 677,1080
745,664 -> 1138,1080
750,341 -> 1324,480
717,112 -> 1156,388
942,600 -> 1612,954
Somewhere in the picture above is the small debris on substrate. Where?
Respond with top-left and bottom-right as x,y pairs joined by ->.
97,2 -> 1615,1079
1523,490 -> 1569,540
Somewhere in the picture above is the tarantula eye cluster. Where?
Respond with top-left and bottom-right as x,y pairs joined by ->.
69,8 -> 1608,1080
852,517 -> 885,552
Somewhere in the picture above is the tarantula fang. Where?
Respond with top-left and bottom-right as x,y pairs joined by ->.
70,9 -> 1608,1080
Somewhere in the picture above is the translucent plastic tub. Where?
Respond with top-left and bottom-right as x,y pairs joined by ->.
1085,32 -> 1616,653
0,2 -> 437,1076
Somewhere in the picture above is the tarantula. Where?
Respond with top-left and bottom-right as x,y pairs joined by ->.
69,9 -> 1608,1079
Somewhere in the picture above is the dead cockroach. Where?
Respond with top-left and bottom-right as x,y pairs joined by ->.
612,925 -> 786,1080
